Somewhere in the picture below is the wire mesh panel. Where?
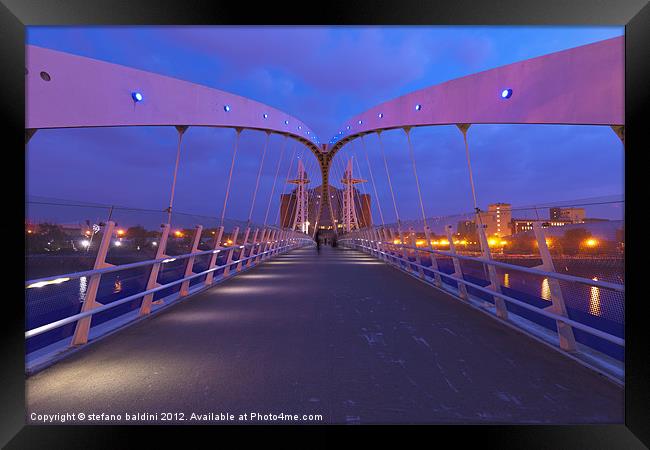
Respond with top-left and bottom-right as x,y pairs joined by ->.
26,198 -> 112,279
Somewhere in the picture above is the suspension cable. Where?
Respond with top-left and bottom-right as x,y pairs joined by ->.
220,128 -> 242,228
166,126 -> 188,225
263,135 -> 287,226
458,124 -> 479,214
278,144 -> 299,227
404,128 -> 428,229
351,142 -> 371,229
247,131 -> 270,225
361,134 -> 385,227
377,131 -> 401,232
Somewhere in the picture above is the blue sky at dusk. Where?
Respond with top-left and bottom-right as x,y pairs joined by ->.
26,26 -> 624,226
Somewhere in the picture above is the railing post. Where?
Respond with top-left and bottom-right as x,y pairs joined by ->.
400,228 -> 411,272
424,226 -> 442,288
247,228 -> 260,267
411,226 -> 424,279
386,228 -> 397,265
376,228 -> 387,261
236,227 -> 251,272
70,220 -> 116,346
204,226 -> 224,286
140,224 -> 171,315
532,222 -> 577,352
180,225 -> 203,297
255,228 -> 268,264
445,225 -> 469,300
223,227 -> 239,277
264,229 -> 276,260
476,223 -> 508,320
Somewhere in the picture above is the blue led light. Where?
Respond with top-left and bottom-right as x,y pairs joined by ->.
415,104 -> 422,111
284,120 -> 289,125
298,126 -> 302,130
131,92 -> 143,102
378,113 -> 383,118
346,126 -> 350,130
501,88 -> 513,99
224,105 -> 231,112
358,120 -> 363,125
263,113 -> 268,119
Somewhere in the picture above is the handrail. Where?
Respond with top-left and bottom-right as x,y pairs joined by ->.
26,237 -> 312,287
341,238 -> 624,292
340,239 -> 624,348
25,242 -> 307,339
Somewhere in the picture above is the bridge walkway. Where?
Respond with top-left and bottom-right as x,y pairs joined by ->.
26,246 -> 622,424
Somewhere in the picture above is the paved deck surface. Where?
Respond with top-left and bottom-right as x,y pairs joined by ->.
26,246 -> 623,424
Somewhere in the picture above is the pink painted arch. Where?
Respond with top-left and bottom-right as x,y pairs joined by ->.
25,45 -> 323,153
327,36 -> 624,153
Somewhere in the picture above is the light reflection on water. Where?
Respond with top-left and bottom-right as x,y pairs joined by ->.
590,276 -> 601,316
79,276 -> 87,303
541,278 -> 551,301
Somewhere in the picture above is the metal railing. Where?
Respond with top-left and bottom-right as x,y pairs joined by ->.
339,223 -> 625,374
25,219 -> 313,353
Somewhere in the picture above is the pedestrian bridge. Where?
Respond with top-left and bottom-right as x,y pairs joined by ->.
26,245 -> 622,424
25,36 -> 625,424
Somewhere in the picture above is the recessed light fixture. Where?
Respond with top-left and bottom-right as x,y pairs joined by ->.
358,120 -> 363,125
263,113 -> 268,119
415,104 -> 422,111
501,88 -> 513,99
224,105 -> 231,112
131,92 -> 143,102
378,113 -> 383,118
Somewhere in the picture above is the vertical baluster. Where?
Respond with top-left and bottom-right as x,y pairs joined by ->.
140,224 -> 171,315
180,225 -> 203,297
71,221 -> 116,346
445,225 -> 469,300
204,226 -> 224,286
532,222 -> 576,351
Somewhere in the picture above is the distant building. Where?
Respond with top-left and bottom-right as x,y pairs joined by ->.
479,203 -> 512,237
511,218 -> 572,234
456,220 -> 477,237
280,184 -> 371,236
550,207 -> 585,223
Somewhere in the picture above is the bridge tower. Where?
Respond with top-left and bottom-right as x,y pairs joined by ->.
341,157 -> 367,233
288,159 -> 311,234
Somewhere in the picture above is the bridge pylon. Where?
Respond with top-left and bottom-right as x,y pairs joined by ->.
341,157 -> 367,233
288,159 -> 311,234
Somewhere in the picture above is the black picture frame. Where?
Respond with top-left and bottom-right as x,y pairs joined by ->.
2,0 -> 648,447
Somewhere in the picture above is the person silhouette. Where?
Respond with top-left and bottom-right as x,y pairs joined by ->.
315,229 -> 321,253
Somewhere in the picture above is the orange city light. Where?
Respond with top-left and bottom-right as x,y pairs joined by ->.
393,239 -> 402,245
488,238 -> 498,246
439,239 -> 449,246
415,239 -> 426,246
585,238 -> 598,247
117,229 -> 125,236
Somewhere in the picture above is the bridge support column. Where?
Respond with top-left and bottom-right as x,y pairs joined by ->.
424,226 -> 442,288
71,221 -> 116,346
476,223 -> 508,320
445,225 -> 469,301
180,225 -> 203,297
532,222 -> 577,352
375,228 -> 387,261
140,224 -> 171,315
204,226 -> 224,286
223,227 -> 239,277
